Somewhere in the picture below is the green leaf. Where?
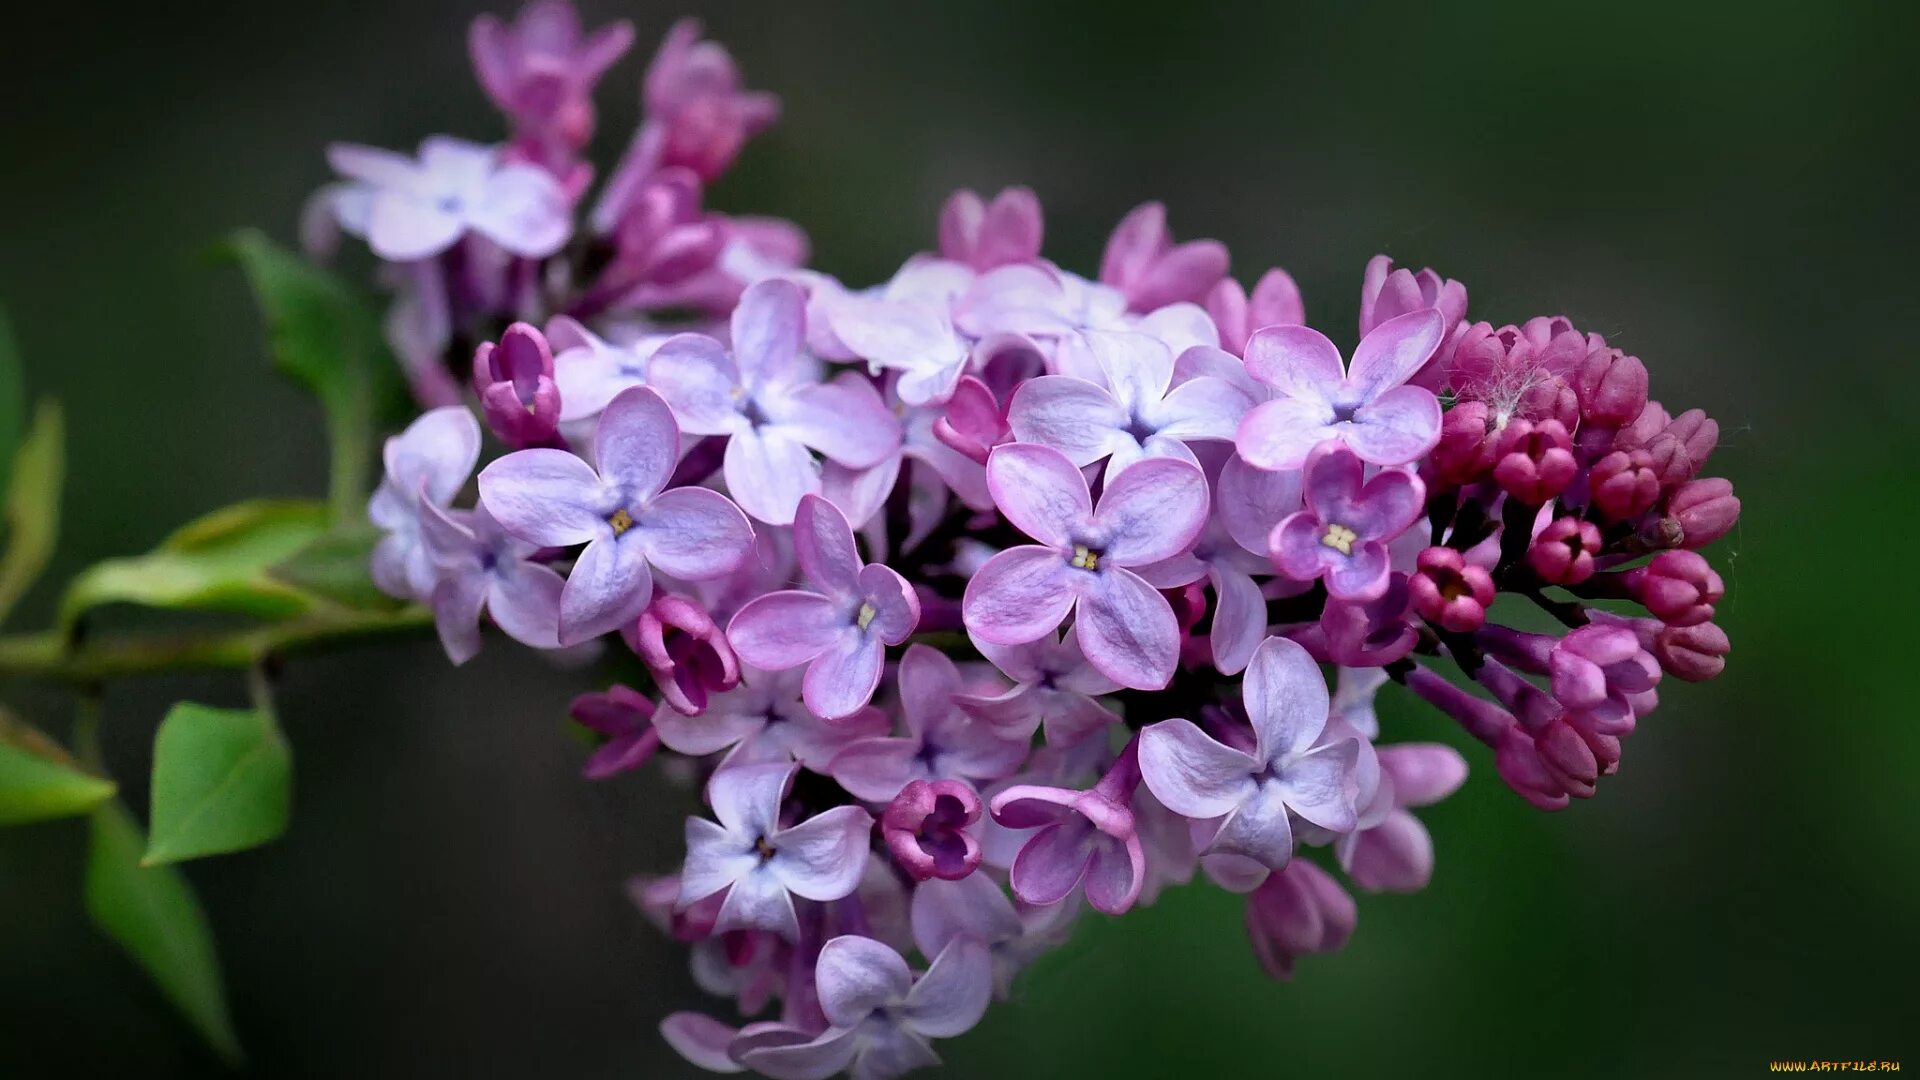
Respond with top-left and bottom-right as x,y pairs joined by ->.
0,709 -> 115,824
143,701 -> 291,866
59,499 -> 332,630
86,801 -> 243,1065
266,523 -> 401,611
0,307 -> 24,506
0,400 -> 63,627
223,229 -> 403,520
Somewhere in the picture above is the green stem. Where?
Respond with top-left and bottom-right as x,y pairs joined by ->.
0,606 -> 431,685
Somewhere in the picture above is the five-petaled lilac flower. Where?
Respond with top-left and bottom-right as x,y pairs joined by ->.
827,644 -> 1029,802
1270,441 -> 1425,603
369,406 -> 481,603
1139,636 -> 1363,870
568,684 -> 661,780
1008,330 -> 1252,479
417,499 -> 563,663
677,763 -> 873,940
325,137 -> 571,262
955,629 -> 1120,747
989,740 -> 1148,915
651,665 -> 888,770
1234,309 -> 1446,469
961,443 -> 1208,690
734,935 -> 991,1080
648,279 -> 901,525
479,385 -> 755,645
728,495 -> 920,720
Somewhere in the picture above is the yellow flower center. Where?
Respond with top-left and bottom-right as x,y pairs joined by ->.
1321,523 -> 1358,556
1070,545 -> 1101,571
857,602 -> 878,630
607,508 -> 635,536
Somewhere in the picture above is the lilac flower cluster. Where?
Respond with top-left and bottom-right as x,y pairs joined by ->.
329,6 -> 1740,1077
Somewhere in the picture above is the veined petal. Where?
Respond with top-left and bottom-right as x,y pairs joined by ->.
731,279 -> 808,388
794,493 -> 862,596
488,561 -> 564,650
646,333 -> 745,434
1083,834 -> 1146,915
1279,738 -> 1361,833
1075,568 -> 1181,690
770,805 -> 873,901
816,935 -> 914,1025
478,448 -> 606,546
431,569 -> 488,665
738,1026 -> 863,1080
680,817 -> 756,905
724,426 -> 821,526
1086,331 -> 1174,413
1208,566 -> 1267,676
985,443 -> 1093,547
903,938 -> 993,1038
1151,375 -> 1253,441
827,737 -> 925,803
780,377 -> 902,468
471,163 -> 570,257
1008,820 -> 1094,907
1347,308 -> 1444,400
1243,636 -> 1332,761
962,547 -> 1075,646
856,564 -> 919,644
1345,385 -> 1442,466
716,866 -> 800,939
803,632 -> 886,721
593,387 -> 681,500
728,591 -> 845,670
1217,453 -> 1303,555
1092,455 -> 1209,566
1235,397 -> 1339,472
1138,718 -> 1259,819
635,486 -> 755,580
1007,376 -> 1127,467
559,536 -> 653,645
1242,325 -> 1345,403
1207,779 -> 1296,870
708,761 -> 792,837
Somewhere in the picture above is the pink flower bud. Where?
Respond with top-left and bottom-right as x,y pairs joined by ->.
1652,621 -> 1730,682
1527,516 -> 1602,585
1494,726 -> 1571,811
1623,550 -> 1724,626
1245,860 -> 1357,980
1665,477 -> 1740,548
1492,418 -> 1577,504
1589,449 -> 1661,521
623,594 -> 740,716
1643,408 -> 1719,488
473,322 -> 562,448
1517,376 -> 1581,431
932,375 -> 1009,464
882,779 -> 983,882
1409,546 -> 1495,633
1534,720 -> 1598,800
1613,399 -> 1671,452
938,186 -> 1043,271
1573,347 -> 1649,427
1430,401 -> 1499,485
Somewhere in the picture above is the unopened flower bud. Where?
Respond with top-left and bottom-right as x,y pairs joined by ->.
1643,408 -> 1719,488
1409,547 -> 1495,633
1613,399 -> 1671,452
1589,449 -> 1661,521
1622,550 -> 1723,626
623,594 -> 739,715
1527,516 -> 1602,585
1652,620 -> 1730,681
1573,347 -> 1649,428
1492,418 -> 1577,504
473,322 -> 561,448
1664,477 -> 1740,548
882,779 -> 984,882
1430,401 -> 1499,485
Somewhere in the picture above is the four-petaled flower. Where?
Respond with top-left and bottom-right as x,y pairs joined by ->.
954,629 -> 1120,747
827,644 -> 1029,801
1139,636 -> 1364,870
417,499 -> 564,663
1008,330 -> 1252,479
648,279 -> 902,524
325,137 -> 571,262
677,762 -> 873,940
1235,309 -> 1446,469
479,385 -> 755,645
962,443 -> 1208,690
988,740 -> 1149,915
728,495 -> 920,720
369,406 -> 481,603
1270,441 -> 1425,603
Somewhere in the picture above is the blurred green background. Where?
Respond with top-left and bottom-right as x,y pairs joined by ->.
2,1 -> 1914,1076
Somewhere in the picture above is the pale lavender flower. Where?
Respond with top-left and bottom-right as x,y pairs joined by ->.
369,406 -> 481,602
954,629 -> 1120,746
325,137 -> 570,261
1007,330 -> 1252,479
989,740 -> 1148,915
1234,309 -> 1446,469
546,315 -> 663,423
1337,743 -> 1467,893
728,496 -> 920,720
735,935 -> 991,1080
827,644 -> 1028,802
909,873 -> 1081,1001
1138,636 -> 1363,870
819,259 -> 975,408
961,443 -> 1207,690
1270,442 -> 1426,603
651,665 -> 888,771
417,500 -> 563,663
677,763 -> 873,940
478,385 -> 755,645
1098,200 -> 1229,313
648,279 -> 901,525
1244,858 -> 1357,980
568,683 -> 661,779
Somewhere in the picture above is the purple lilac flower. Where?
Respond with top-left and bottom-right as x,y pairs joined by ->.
954,629 -> 1120,746
626,592 -> 740,716
472,322 -> 562,448
1207,268 -> 1306,356
1098,201 -> 1229,313
1007,330 -> 1252,479
546,315 -> 661,423
651,665 -> 888,771
728,495 -> 920,720
1244,859 -> 1357,980
417,499 -> 563,663
369,406 -> 481,602
468,0 -> 633,174
881,779 -> 984,882
1337,743 -> 1467,893
909,872 -> 1080,1001
568,684 -> 661,779
1234,310 -> 1446,470
827,644 -> 1028,802
962,443 -> 1208,690
1139,636 -> 1363,870
730,935 -> 991,1080
648,279 -> 901,525
1270,442 -> 1425,603
678,763 -> 873,940
478,385 -> 755,644
325,137 -> 571,262
989,740 -> 1149,915
938,187 -> 1043,271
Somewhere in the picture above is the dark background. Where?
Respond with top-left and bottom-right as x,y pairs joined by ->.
3,2 -> 1915,1076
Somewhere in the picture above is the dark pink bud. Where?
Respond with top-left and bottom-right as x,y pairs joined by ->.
1494,726 -> 1571,811
1665,477 -> 1740,548
1652,621 -> 1729,682
1517,376 -> 1581,431
1623,550 -> 1723,626
1573,347 -> 1649,427
473,322 -> 561,448
1409,546 -> 1496,633
1527,515 -> 1602,585
1613,399 -> 1671,452
932,374 -> 1009,465
1534,720 -> 1598,800
1643,409 -> 1719,488
622,594 -> 739,716
1430,401 -> 1499,485
882,779 -> 983,882
1492,419 -> 1577,505
1589,449 -> 1661,521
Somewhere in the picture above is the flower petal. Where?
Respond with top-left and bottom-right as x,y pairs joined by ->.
471,163 -> 570,257
478,448 -> 606,546
1075,568 -> 1181,690
728,591 -> 845,670
593,386 -> 681,500
1151,376 -> 1253,441
384,406 -> 481,507
738,1027 -> 863,1080
1235,397 -> 1338,472
488,561 -> 564,649
1347,308 -> 1444,400
1242,325 -> 1344,403
903,938 -> 993,1037
646,333 -> 744,434
1082,834 -> 1146,915
985,443 -> 1093,547
1243,635 -> 1332,762
1208,566 -> 1268,676
777,377 -> 902,468
961,547 -> 1075,646
431,569 -> 488,665
680,817 -> 756,904
771,804 -> 873,901
1345,384 -> 1442,466
731,279 -> 807,387
1007,376 -> 1126,467
559,536 -> 653,645
1008,820 -> 1094,907
1092,455 -> 1209,566
724,427 -> 821,526
803,632 -> 886,721
1207,778 -> 1296,870
794,493 -> 862,597
636,485 -> 755,580
716,866 -> 800,939
816,935 -> 914,1025
1138,718 -> 1259,819
827,737 -> 925,802
1086,331 -> 1174,412
1279,738 -> 1361,833
856,564 -> 920,644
